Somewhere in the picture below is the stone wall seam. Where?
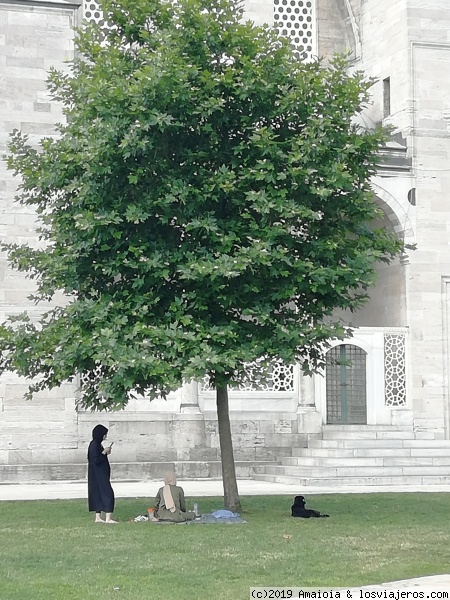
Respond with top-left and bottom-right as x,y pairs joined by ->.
342,0 -> 361,58
441,276 -> 450,440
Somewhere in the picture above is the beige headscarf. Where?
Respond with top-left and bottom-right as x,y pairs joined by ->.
163,471 -> 176,513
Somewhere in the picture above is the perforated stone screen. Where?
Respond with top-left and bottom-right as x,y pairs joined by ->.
384,334 -> 407,407
84,1 -> 317,61
84,1 -> 106,27
273,0 -> 316,61
202,359 -> 295,392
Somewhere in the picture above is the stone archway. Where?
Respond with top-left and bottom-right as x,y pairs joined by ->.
370,181 -> 416,249
338,181 -> 415,329
316,0 -> 361,59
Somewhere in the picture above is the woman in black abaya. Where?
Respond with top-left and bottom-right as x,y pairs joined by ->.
87,424 -> 116,523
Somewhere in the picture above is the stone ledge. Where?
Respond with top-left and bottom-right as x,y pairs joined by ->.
0,460 -> 280,483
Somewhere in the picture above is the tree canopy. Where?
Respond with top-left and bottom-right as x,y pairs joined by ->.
1,0 -> 402,408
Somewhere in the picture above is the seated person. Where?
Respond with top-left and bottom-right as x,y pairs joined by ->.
154,472 -> 196,522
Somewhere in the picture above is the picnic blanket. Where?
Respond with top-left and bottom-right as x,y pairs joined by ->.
156,513 -> 247,525
133,512 -> 247,525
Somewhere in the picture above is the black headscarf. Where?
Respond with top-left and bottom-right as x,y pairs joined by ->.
92,424 -> 108,444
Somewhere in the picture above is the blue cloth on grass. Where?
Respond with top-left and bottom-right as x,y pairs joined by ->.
211,509 -> 240,519
151,512 -> 247,524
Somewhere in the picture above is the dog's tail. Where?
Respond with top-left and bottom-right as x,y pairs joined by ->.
319,514 -> 330,518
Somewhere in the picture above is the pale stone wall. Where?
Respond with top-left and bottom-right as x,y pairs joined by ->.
0,0 -> 313,481
243,0 -> 274,26
408,36 -> 450,434
356,0 -> 410,132
321,0 -> 450,437
0,2 -> 77,319
350,0 -> 450,436
2,0 -> 450,480
1,404 -> 311,481
347,0 -> 360,25
317,0 -> 358,58
0,1 -> 82,473
405,0 -> 450,434
343,247 -> 407,329
79,409 -> 308,463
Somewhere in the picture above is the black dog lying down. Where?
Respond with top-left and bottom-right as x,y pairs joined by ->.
291,495 -> 329,518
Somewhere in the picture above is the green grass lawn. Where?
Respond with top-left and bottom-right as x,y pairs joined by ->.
0,493 -> 449,600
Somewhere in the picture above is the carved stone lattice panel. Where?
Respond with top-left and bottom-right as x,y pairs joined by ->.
273,0 -> 316,61
78,364 -> 110,406
84,1 -> 317,62
201,359 -> 295,392
84,1 -> 107,27
79,364 -> 102,387
384,334 -> 406,406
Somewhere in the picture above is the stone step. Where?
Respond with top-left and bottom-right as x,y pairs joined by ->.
283,456 -> 450,467
253,425 -> 450,488
263,464 -> 450,477
322,429 -> 415,440
0,460 -> 278,483
308,439 -> 406,449
252,473 -> 450,486
410,448 -> 450,456
322,425 -> 414,432
293,447 -> 450,458
308,438 -> 450,449
403,440 -> 450,447
283,456 -> 384,467
293,447 -> 410,458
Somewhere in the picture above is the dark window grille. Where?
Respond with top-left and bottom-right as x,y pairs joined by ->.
326,344 -> 367,424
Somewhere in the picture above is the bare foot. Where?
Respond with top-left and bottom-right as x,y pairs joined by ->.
105,519 -> 118,523
95,518 -> 105,523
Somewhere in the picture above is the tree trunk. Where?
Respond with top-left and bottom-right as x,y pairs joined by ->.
216,384 -> 241,512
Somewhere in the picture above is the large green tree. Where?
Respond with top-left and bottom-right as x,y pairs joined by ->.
1,0 -> 402,510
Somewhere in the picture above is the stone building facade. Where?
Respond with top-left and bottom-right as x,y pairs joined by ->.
1,0 -> 450,485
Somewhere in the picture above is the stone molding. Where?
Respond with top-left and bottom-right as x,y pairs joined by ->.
0,0 -> 81,7
349,326 -> 408,334
442,276 -> 450,440
342,0 -> 361,58
371,181 -> 416,245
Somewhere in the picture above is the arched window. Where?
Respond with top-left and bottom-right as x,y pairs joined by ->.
326,344 -> 367,424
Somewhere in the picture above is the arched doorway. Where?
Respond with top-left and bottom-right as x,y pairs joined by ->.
326,344 -> 367,424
